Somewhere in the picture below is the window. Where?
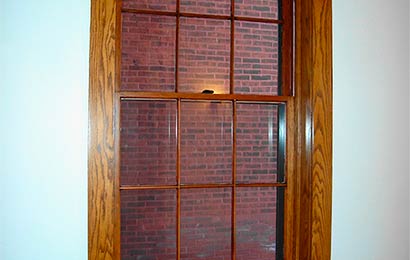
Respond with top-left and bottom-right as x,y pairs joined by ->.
88,0 -> 333,259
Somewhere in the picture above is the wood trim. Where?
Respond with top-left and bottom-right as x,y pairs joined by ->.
88,0 -> 118,259
310,0 -> 332,258
293,0 -> 333,259
119,92 -> 291,102
121,8 -> 284,24
280,0 -> 294,96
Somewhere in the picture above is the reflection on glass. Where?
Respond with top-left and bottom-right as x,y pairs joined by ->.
236,103 -> 278,183
120,100 -> 177,186
180,101 -> 232,184
234,21 -> 279,95
122,0 -> 176,12
180,0 -> 230,15
235,0 -> 279,19
179,18 -> 231,94
181,188 -> 232,259
121,13 -> 176,92
121,189 -> 177,260
236,187 -> 278,260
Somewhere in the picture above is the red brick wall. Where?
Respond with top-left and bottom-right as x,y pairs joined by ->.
120,100 -> 177,186
179,18 -> 231,94
236,187 -> 277,260
235,0 -> 279,19
121,13 -> 176,92
180,101 -> 232,184
123,0 -> 176,11
181,0 -> 231,15
121,10 -> 279,95
120,0 -> 281,259
121,101 -> 279,259
121,189 -> 177,260
236,103 -> 278,183
181,188 -> 232,259
235,21 -> 279,95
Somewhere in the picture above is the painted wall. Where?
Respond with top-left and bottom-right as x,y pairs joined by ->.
332,0 -> 409,259
1,0 -> 409,259
0,1 -> 89,259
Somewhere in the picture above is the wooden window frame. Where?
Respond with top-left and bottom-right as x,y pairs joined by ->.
88,0 -> 332,259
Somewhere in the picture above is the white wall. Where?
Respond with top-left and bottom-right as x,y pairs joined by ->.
0,1 -> 89,259
332,0 -> 409,259
1,0 -> 409,259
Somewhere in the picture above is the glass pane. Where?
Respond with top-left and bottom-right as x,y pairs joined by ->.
179,18 -> 230,94
236,187 -> 279,260
236,103 -> 279,183
235,0 -> 279,19
234,21 -> 279,95
123,0 -> 176,12
180,0 -> 230,15
120,100 -> 177,186
121,189 -> 177,260
181,188 -> 232,259
181,101 -> 232,184
121,13 -> 176,92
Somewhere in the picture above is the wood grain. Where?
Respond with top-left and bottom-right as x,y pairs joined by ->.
310,0 -> 333,259
291,0 -> 333,259
88,0 -> 118,259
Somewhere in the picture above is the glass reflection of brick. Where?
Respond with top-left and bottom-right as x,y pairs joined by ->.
180,101 -> 232,184
121,189 -> 177,260
120,100 -> 177,186
236,103 -> 278,183
235,0 -> 279,19
180,0 -> 230,15
121,13 -> 176,92
179,18 -> 231,94
235,21 -> 279,95
181,188 -> 232,260
236,187 -> 277,260
123,0 -> 176,12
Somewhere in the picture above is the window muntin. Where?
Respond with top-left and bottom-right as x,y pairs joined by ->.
118,0 -> 289,259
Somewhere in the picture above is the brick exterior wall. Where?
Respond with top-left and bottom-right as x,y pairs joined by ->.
121,13 -> 176,92
121,189 -> 177,260
181,188 -> 232,259
234,0 -> 279,19
179,18 -> 231,94
120,100 -> 177,186
121,101 -> 279,259
120,0 -> 280,259
180,101 -> 232,184
121,14 -> 279,95
123,0 -> 176,11
236,187 -> 277,260
181,0 -> 231,15
236,103 -> 278,183
235,21 -> 279,95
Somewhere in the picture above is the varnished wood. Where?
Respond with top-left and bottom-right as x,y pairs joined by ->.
310,0 -> 333,259
88,0 -> 118,259
176,98 -> 181,260
121,8 -> 283,24
119,183 -> 288,190
175,0 -> 180,93
295,0 -> 314,258
229,0 -> 235,95
231,101 -> 237,260
291,0 -> 333,259
119,92 -> 290,102
281,0 -> 294,96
